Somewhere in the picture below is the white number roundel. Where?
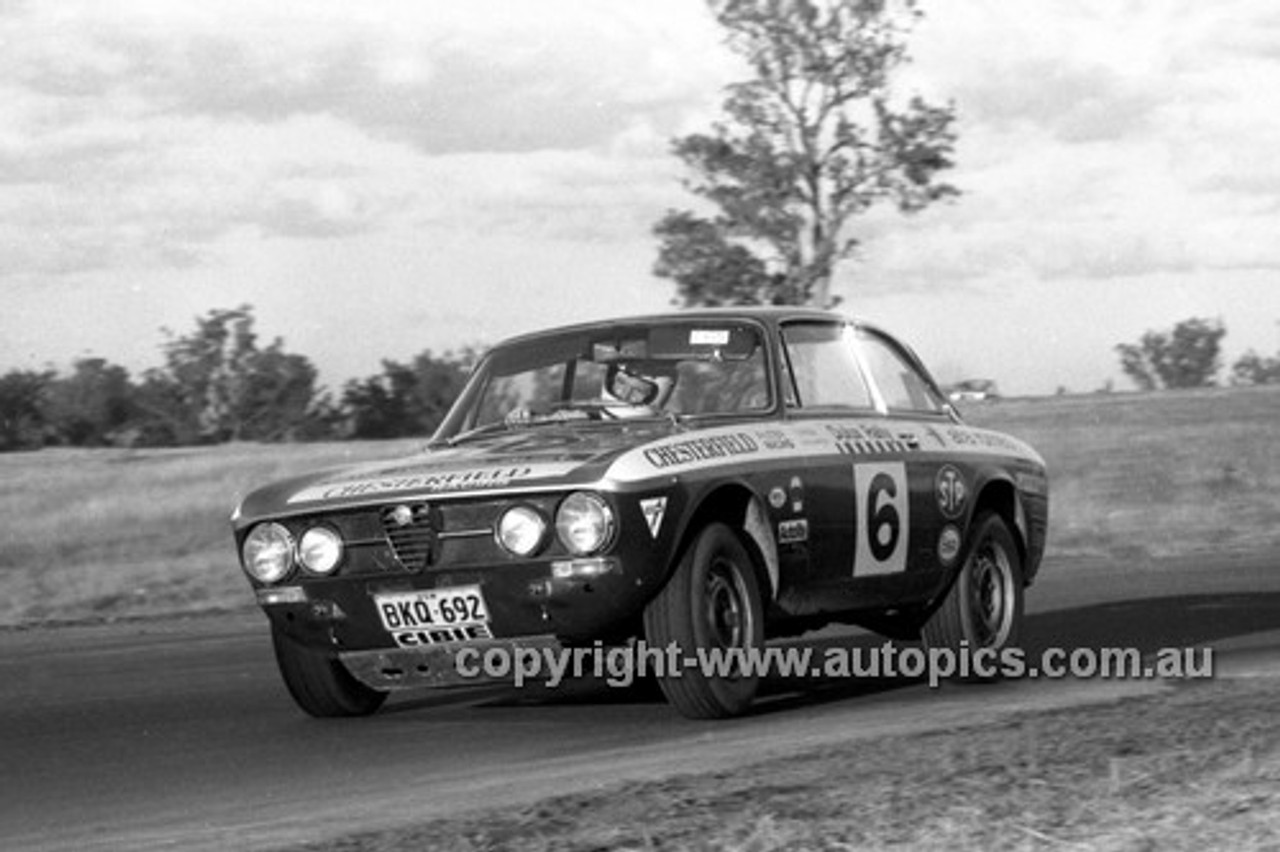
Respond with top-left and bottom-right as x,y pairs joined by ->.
854,462 -> 909,576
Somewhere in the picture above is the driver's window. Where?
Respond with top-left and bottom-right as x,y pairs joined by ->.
780,322 -> 874,410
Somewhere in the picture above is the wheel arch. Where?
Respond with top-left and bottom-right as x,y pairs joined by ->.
969,475 -> 1029,575
669,481 -> 778,603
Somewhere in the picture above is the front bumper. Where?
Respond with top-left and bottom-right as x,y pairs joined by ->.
339,634 -> 563,690
258,553 -> 663,654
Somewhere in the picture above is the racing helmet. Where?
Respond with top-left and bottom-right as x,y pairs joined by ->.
604,361 -> 678,408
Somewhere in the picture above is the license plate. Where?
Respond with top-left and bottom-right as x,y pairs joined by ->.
375,585 -> 490,633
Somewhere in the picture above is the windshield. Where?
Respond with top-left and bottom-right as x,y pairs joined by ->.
436,320 -> 772,441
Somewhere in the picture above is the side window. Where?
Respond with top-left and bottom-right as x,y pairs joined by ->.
857,331 -> 945,414
780,322 -> 874,410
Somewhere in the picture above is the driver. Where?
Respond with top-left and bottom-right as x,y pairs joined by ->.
504,360 -> 679,425
604,360 -> 678,416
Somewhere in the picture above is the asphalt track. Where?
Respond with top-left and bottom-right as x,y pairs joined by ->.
4,555 -> 1280,852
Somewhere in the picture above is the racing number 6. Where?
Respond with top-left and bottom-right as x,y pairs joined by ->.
854,462 -> 910,576
866,472 -> 900,562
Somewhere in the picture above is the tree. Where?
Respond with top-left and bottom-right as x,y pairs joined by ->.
1115,318 -> 1226,390
144,305 -> 323,443
341,350 -> 472,439
43,358 -> 135,446
1231,350 -> 1280,386
0,369 -> 54,451
654,0 -> 958,308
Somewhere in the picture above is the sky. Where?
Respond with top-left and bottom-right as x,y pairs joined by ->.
2,0 -> 1279,397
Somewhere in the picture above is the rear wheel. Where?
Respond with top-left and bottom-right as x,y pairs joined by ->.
643,523 -> 764,719
271,627 -> 387,717
923,511 -> 1024,680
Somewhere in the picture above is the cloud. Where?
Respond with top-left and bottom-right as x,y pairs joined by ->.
5,0 -> 1280,295
0,1 -> 728,279
876,0 -> 1280,287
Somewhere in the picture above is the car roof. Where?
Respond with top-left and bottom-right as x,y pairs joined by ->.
494,306 -> 879,347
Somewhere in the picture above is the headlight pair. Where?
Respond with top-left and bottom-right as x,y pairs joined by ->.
495,492 -> 615,558
241,523 -> 343,584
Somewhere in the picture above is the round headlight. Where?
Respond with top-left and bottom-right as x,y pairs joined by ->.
242,522 -> 295,584
556,492 -> 615,556
298,525 -> 344,575
497,505 -> 548,557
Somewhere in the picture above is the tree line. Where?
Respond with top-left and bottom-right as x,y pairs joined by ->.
0,306 -> 473,452
1116,316 -> 1280,391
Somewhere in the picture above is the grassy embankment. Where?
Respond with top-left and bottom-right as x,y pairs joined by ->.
1,385 -> 1277,626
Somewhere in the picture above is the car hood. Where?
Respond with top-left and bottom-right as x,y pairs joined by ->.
233,421 -> 682,525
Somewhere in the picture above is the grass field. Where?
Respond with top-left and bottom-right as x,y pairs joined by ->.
273,676 -> 1280,852
1,385 -> 1277,626
0,439 -> 420,626
962,384 -> 1280,562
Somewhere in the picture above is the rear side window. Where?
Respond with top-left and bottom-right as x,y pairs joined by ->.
780,322 -> 874,410
856,330 -> 946,414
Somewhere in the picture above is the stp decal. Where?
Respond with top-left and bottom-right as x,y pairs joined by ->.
935,464 -> 968,519
854,462 -> 909,576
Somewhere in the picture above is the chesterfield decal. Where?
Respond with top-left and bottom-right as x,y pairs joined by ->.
604,420 -> 1040,485
287,462 -> 579,504
643,433 -> 759,469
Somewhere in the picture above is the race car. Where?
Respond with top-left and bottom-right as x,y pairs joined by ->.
231,307 -> 1048,719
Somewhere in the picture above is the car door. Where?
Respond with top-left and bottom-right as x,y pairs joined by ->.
776,319 -> 948,612
850,326 -> 959,588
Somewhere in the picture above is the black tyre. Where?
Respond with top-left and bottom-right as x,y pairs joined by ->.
923,511 -> 1024,680
271,627 -> 387,718
643,522 -> 764,719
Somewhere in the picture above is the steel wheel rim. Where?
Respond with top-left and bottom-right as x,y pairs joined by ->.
967,536 -> 1015,647
704,560 -> 749,649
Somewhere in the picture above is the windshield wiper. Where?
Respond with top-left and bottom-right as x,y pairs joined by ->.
445,421 -> 511,446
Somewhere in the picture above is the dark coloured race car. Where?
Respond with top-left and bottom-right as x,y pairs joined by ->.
232,308 -> 1048,719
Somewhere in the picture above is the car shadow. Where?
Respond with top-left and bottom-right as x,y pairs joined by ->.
753,590 -> 1280,716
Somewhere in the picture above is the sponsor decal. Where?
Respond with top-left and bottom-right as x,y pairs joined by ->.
778,518 -> 809,544
854,462 -> 910,576
605,418 -> 1033,485
1015,469 -> 1049,497
392,624 -> 494,647
937,525 -> 962,566
288,462 -> 576,503
640,497 -> 668,538
935,464 -> 968,519
690,329 -> 731,346
791,424 -> 833,449
756,429 -> 796,451
789,475 -> 805,513
827,423 -> 913,456
946,427 -> 1024,454
642,433 -> 759,469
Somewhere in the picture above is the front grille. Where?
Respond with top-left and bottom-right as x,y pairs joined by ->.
380,503 -> 441,570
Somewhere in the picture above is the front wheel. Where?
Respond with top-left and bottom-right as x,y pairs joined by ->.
923,511 -> 1024,680
271,627 -> 387,718
643,523 -> 764,719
